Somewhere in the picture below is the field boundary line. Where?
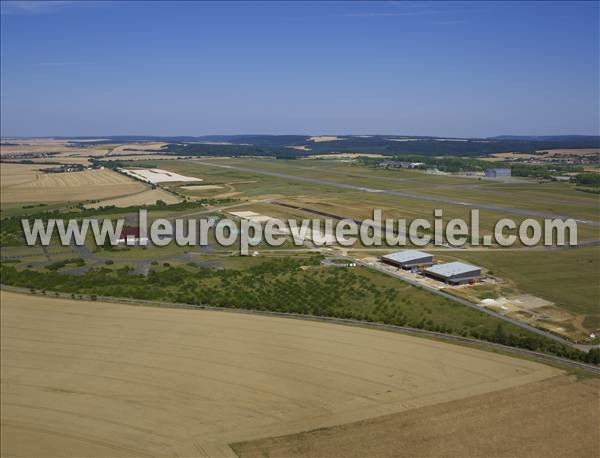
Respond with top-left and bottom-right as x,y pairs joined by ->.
2,285 -> 599,376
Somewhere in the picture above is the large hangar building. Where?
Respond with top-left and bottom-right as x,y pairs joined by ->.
485,168 -> 511,178
424,262 -> 481,285
380,250 -> 433,270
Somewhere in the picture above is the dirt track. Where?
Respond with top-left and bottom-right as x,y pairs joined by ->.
1,290 -> 562,457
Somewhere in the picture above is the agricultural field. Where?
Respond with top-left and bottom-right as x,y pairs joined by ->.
84,188 -> 182,209
1,290 -> 580,458
0,139 -> 112,159
485,148 -> 600,163
234,374 -> 599,458
109,142 -> 167,154
0,164 -> 147,204
0,163 -> 59,187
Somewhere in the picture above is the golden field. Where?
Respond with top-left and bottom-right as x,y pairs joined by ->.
0,164 -> 146,204
84,188 -> 181,209
235,374 -> 599,457
0,290 -> 567,457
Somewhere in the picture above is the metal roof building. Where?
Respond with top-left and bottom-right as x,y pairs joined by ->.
485,168 -> 511,178
424,262 -> 481,285
380,250 -> 433,269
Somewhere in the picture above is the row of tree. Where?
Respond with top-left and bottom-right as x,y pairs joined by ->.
1,258 -> 595,365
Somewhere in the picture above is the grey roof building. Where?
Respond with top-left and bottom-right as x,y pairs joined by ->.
485,168 -> 511,178
380,250 -> 433,269
424,262 -> 481,285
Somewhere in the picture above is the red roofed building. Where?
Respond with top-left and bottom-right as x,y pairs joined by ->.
117,227 -> 148,244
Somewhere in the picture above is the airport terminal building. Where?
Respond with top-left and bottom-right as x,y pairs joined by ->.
424,262 -> 481,285
380,250 -> 433,270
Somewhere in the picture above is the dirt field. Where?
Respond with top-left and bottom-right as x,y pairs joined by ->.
538,148 -> 600,156
308,136 -> 342,142
0,166 -> 146,204
0,290 -> 564,457
0,163 -> 58,186
485,148 -> 600,162
0,140 -> 110,157
234,375 -> 599,457
84,188 -> 182,209
110,142 -> 167,154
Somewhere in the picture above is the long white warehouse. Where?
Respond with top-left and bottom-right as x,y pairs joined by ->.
119,168 -> 202,184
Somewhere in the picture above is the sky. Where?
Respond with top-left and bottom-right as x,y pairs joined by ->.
1,1 -> 598,137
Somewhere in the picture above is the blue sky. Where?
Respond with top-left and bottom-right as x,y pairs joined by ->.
1,1 -> 598,137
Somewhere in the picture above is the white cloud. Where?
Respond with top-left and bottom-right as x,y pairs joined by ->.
1,1 -> 108,15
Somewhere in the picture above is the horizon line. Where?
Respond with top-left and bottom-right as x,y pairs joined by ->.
2,133 -> 599,140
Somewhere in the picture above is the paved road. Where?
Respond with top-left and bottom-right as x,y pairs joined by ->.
193,161 -> 600,227
354,258 -> 585,350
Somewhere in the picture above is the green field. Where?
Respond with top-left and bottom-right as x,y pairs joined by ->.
437,247 -> 600,329
152,158 -> 599,242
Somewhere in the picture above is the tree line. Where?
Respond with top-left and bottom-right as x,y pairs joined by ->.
1,258 -> 595,365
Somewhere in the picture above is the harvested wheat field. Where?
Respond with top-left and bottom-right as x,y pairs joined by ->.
234,375 -> 599,458
0,290 -> 571,457
84,188 -> 182,209
0,167 -> 146,204
0,140 -> 108,157
0,163 -> 58,187
110,142 -> 167,153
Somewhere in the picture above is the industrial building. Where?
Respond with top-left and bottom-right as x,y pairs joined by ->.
380,250 -> 433,270
424,262 -> 481,285
379,161 -> 424,169
485,168 -> 511,178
